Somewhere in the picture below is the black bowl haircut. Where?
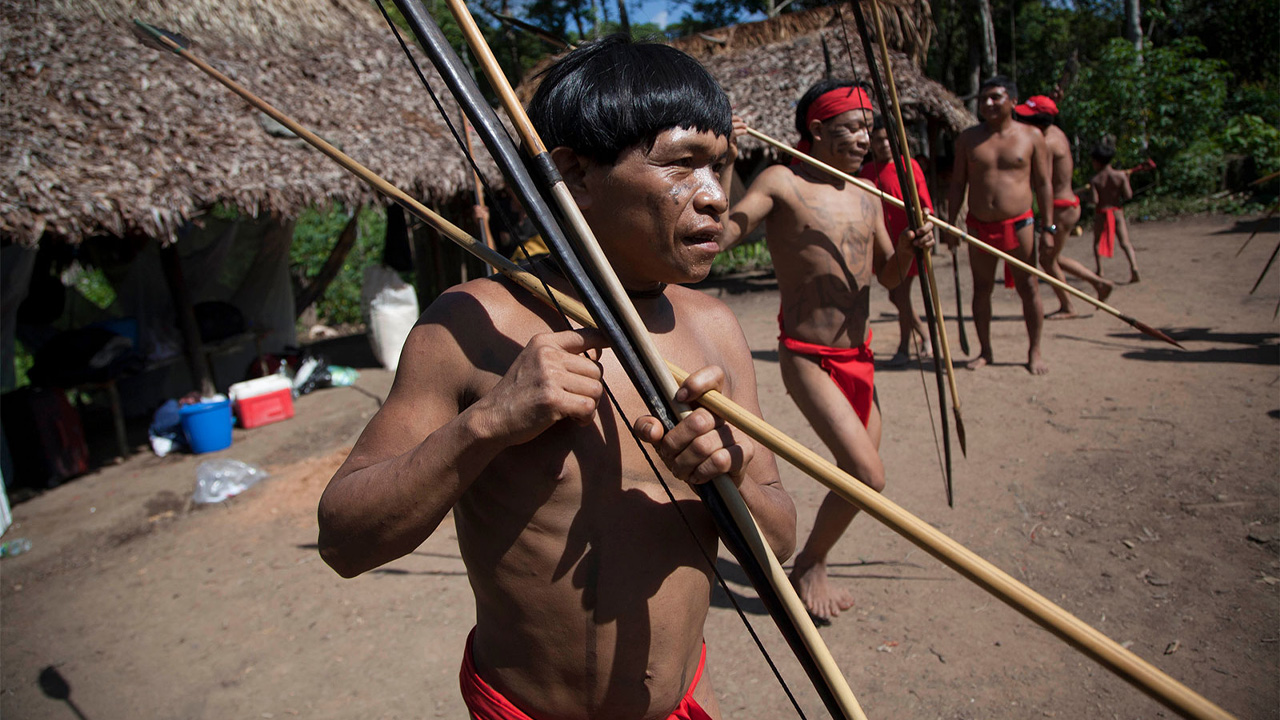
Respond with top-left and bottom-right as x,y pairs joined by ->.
795,79 -> 871,145
527,34 -> 732,165
980,75 -> 1018,101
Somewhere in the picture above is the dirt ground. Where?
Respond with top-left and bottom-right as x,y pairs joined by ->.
2,214 -> 1277,720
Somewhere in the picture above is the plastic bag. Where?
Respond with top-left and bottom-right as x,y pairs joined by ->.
292,353 -> 332,397
362,265 -> 419,372
327,366 -> 359,386
193,459 -> 269,504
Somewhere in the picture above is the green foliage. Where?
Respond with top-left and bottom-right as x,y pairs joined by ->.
66,263 -> 116,310
1222,114 -> 1280,177
11,340 -> 33,390
1065,38 -> 1242,195
711,239 -> 772,275
289,205 -> 387,326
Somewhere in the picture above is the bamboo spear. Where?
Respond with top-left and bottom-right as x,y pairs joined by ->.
133,20 -> 1235,720
740,127 -> 1184,349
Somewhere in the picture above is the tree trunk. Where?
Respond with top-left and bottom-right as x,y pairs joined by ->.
294,212 -> 353,318
977,0 -> 997,77
1124,0 -> 1149,151
1124,0 -> 1143,55
617,0 -> 630,37
967,32 -> 981,115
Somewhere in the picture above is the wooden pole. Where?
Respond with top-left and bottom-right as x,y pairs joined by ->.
158,241 -> 215,397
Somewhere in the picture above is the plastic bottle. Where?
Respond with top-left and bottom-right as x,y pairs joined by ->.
0,538 -> 32,558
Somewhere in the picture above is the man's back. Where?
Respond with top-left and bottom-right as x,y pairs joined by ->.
749,164 -> 882,349
959,122 -> 1041,221
1092,166 -> 1131,208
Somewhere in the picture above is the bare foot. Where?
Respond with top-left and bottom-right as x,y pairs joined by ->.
1045,308 -> 1080,320
965,354 -> 992,371
886,350 -> 910,367
790,558 -> 855,624
1097,281 -> 1114,303
1027,348 -> 1049,375
1129,271 -> 1141,283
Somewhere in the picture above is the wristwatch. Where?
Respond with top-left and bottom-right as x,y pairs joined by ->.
1041,224 -> 1058,234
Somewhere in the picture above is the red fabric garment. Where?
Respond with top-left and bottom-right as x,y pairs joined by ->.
777,325 -> 876,428
1096,207 -> 1117,258
965,209 -> 1035,288
859,158 -> 934,279
1052,195 -> 1081,210
459,629 -> 712,720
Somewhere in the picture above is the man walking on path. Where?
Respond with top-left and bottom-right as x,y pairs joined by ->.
1013,95 -> 1114,318
1090,138 -> 1141,283
719,80 -> 934,623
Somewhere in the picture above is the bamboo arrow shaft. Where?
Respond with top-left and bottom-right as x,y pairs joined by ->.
743,126 -> 1178,346
145,25 -> 1231,720
865,0 -> 966,460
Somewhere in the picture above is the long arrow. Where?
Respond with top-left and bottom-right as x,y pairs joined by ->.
739,126 -> 1184,349
131,19 -> 1236,720
847,2 -> 965,505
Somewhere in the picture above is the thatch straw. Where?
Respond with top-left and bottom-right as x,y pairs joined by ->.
672,1 -> 933,69
1,0 -> 492,246
687,7 -> 973,161
516,1 -> 968,158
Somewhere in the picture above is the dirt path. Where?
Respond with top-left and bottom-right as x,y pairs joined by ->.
3,215 -> 1277,719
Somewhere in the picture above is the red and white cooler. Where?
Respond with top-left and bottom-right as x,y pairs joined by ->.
228,375 -> 295,429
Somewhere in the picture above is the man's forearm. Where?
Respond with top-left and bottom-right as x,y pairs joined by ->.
735,475 -> 797,562
318,408 -> 505,577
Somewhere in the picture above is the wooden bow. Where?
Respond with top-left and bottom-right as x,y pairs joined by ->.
844,0 -> 965,505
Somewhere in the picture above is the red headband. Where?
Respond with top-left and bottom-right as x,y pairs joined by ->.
798,86 -> 873,153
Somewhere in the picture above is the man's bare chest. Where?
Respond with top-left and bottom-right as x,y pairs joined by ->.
971,137 -> 1032,172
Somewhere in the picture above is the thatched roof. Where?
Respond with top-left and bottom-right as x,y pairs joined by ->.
1,0 -> 488,246
672,0 -> 934,69
672,2 -> 972,158
515,2 -> 969,158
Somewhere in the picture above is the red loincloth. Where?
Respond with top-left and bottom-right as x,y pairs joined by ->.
1095,207 -> 1117,258
1053,195 -> 1081,210
459,628 -> 712,720
965,209 -> 1035,288
859,158 -> 934,279
778,325 -> 875,428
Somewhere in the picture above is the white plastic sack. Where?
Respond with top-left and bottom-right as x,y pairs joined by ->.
193,459 -> 269,504
362,265 -> 419,372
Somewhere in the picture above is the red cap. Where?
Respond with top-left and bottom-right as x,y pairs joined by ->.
1014,95 -> 1059,117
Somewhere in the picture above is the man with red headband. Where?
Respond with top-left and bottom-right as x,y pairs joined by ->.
1013,95 -> 1114,318
945,76 -> 1053,375
719,79 -> 934,623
